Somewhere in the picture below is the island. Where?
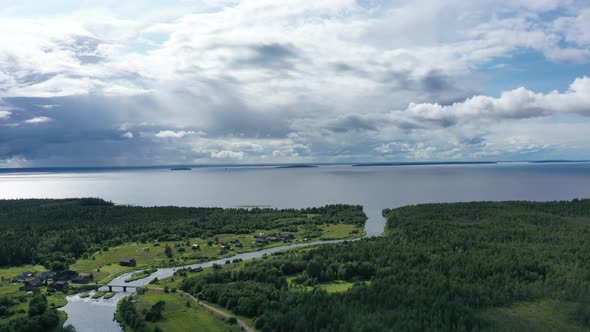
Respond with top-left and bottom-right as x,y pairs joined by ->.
170,167 -> 192,171
352,161 -> 497,167
275,164 -> 318,168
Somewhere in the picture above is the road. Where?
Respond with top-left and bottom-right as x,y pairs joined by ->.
183,292 -> 253,332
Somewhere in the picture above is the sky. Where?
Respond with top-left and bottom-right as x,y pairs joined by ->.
0,0 -> 589,167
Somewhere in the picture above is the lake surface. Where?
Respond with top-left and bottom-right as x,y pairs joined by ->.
3,163 -> 590,236
3,162 -> 590,331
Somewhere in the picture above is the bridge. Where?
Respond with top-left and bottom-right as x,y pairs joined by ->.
96,284 -> 140,293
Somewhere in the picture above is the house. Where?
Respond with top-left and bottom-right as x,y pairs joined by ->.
351,229 -> 360,234
234,242 -> 243,248
22,279 -> 43,292
18,271 -> 35,280
281,233 -> 295,242
268,236 -> 279,242
72,273 -> 93,284
38,271 -> 54,280
120,258 -> 137,267
54,270 -> 79,281
48,281 -> 68,293
192,244 -> 200,250
256,238 -> 269,247
220,245 -> 230,251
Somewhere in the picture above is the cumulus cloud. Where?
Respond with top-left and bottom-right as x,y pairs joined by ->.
155,130 -> 197,138
390,76 -> 590,128
0,0 -> 589,165
210,150 -> 245,160
23,116 -> 52,124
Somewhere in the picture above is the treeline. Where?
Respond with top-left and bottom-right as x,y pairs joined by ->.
0,294 -> 75,332
116,297 -> 165,332
181,200 -> 590,331
0,199 -> 365,268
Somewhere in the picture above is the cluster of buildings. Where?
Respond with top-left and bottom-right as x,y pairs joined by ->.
254,232 -> 294,247
219,239 -> 243,254
17,270 -> 95,293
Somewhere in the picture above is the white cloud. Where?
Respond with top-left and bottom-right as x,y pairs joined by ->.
0,1 -> 589,165
0,156 -> 29,168
155,130 -> 196,138
210,150 -> 245,160
23,116 -> 52,124
390,76 -> 590,128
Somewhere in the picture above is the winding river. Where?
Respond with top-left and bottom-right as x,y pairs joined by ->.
59,220 -> 380,332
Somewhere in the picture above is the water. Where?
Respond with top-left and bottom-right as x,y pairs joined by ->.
3,162 -> 590,331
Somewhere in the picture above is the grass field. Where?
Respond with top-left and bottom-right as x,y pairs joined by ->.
133,292 -> 242,332
66,222 -> 365,284
0,265 -> 48,281
479,300 -> 589,332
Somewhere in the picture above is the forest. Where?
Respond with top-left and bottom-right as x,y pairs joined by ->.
180,200 -> 590,331
0,199 -> 366,269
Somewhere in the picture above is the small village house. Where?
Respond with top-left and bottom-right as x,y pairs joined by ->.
120,258 -> 137,267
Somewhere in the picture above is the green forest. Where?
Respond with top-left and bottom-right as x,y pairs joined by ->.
180,200 -> 590,331
0,198 -> 366,269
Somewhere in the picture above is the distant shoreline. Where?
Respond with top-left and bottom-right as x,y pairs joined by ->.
1,160 -> 589,173
352,161 -> 498,167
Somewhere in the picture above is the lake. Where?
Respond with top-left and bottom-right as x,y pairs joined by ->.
2,162 -> 590,236
3,162 -> 590,331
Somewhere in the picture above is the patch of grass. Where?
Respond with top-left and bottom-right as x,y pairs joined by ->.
320,281 -> 355,293
0,265 -> 48,281
133,292 -> 241,332
0,283 -> 21,296
79,293 -> 90,298
92,290 -> 107,299
46,292 -> 67,307
125,268 -> 157,283
479,300 -> 589,332
103,292 -> 115,299
319,224 -> 365,240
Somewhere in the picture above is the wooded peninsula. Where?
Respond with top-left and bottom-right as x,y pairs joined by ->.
1,199 -> 590,331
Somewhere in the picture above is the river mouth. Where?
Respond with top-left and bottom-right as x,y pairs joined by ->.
60,207 -> 385,331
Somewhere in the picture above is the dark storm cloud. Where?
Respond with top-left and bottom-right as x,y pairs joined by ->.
0,95 -> 158,165
235,43 -> 302,70
325,115 -> 379,133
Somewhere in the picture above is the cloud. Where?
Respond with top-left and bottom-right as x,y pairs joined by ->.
0,110 -> 10,119
23,116 -> 52,124
155,130 -> 197,138
0,156 -> 29,168
390,76 -> 590,128
0,1 -> 589,165
210,150 -> 245,160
